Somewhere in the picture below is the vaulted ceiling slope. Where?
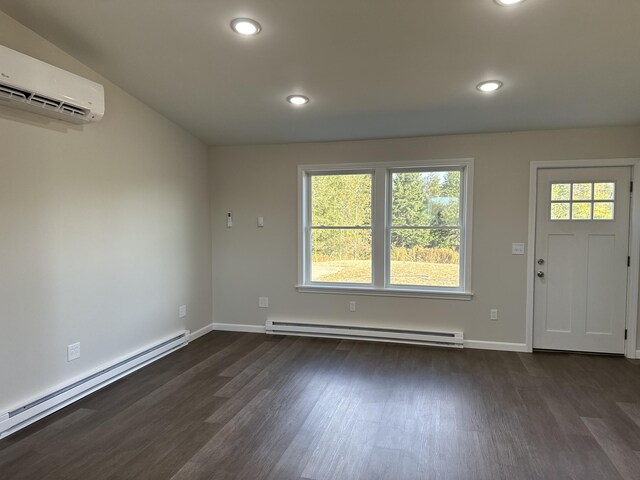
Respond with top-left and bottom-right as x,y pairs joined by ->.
0,0 -> 639,145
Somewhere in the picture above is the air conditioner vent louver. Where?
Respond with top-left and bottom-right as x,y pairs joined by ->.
60,103 -> 88,117
30,94 -> 61,110
0,84 -> 29,101
0,81 -> 90,119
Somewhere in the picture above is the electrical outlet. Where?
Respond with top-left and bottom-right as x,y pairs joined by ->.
179,305 -> 187,318
67,342 -> 80,362
490,309 -> 498,321
349,301 -> 356,312
258,297 -> 269,308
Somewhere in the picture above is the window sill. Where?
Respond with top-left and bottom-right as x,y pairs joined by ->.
296,285 -> 473,300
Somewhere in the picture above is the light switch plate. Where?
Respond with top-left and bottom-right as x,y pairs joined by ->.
512,243 -> 525,255
490,309 -> 498,321
257,216 -> 264,227
258,297 -> 269,308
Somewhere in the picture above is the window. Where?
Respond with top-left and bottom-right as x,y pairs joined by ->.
390,170 -> 462,288
550,182 -> 615,221
298,160 -> 473,299
310,173 -> 373,284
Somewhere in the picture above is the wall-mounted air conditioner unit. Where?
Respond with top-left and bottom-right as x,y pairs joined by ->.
0,44 -> 104,123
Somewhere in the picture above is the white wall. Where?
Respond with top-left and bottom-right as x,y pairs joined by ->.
0,11 -> 211,413
210,126 -> 640,348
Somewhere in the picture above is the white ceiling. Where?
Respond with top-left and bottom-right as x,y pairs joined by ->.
1,0 -> 639,145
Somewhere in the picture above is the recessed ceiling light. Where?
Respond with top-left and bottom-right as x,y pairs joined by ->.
476,80 -> 503,93
287,95 -> 310,105
230,18 -> 261,36
494,0 -> 525,5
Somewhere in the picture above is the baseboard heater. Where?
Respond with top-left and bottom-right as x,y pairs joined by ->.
265,320 -> 463,348
0,330 -> 189,440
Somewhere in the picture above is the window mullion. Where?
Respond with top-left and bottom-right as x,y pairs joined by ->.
372,167 -> 387,288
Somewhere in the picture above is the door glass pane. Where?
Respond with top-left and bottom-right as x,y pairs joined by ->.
572,202 -> 592,220
572,183 -> 592,201
389,228 -> 460,287
392,170 -> 460,227
593,202 -> 614,220
551,183 -> 571,201
549,181 -> 616,221
594,183 -> 615,201
311,174 -> 372,226
311,229 -> 372,283
551,202 -> 570,220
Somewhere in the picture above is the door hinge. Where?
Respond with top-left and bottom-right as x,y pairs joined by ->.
628,256 -> 631,267
625,329 -> 628,340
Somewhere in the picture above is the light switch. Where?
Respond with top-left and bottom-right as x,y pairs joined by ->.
257,216 -> 264,227
226,212 -> 232,228
512,243 -> 525,255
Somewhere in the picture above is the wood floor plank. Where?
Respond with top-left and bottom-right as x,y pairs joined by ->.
540,386 -> 591,436
135,333 -> 260,408
218,340 -> 279,377
173,340 -> 346,479
1,332 -> 639,480
617,402 -> 640,429
169,388 -> 274,480
265,346 -> 371,480
212,336 -> 297,399
300,344 -> 399,480
582,417 -> 640,480
229,345 -> 350,480
206,337 -> 306,422
0,408 -> 95,466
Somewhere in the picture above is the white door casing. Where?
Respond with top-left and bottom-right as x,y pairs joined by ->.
533,167 -> 631,354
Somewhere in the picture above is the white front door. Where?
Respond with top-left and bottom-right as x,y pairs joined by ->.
533,167 -> 631,354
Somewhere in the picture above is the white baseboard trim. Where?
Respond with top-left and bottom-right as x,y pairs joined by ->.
464,340 -> 529,352
0,331 -> 189,440
211,323 -> 266,334
189,323 -> 215,341
635,350 -> 640,359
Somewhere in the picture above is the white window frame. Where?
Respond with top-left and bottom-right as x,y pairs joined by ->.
297,159 -> 474,300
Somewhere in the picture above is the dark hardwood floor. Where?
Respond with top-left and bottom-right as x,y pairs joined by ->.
2,332 -> 640,479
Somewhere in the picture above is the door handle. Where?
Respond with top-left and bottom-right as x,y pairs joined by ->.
537,271 -> 545,278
